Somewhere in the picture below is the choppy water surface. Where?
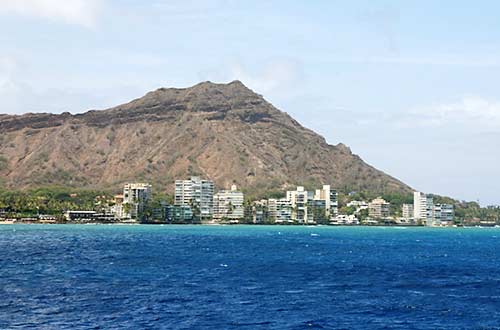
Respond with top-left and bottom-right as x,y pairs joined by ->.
1,225 -> 500,329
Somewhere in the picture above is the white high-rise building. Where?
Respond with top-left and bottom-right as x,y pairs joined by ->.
213,185 -> 244,221
123,183 -> 152,220
314,185 -> 338,217
413,191 -> 434,225
175,176 -> 214,220
287,186 -> 313,223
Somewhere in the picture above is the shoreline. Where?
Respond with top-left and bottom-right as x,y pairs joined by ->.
0,222 -> 497,229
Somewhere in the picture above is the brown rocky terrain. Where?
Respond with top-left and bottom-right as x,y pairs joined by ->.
0,80 -> 411,196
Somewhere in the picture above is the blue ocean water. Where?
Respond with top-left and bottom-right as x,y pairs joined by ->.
1,225 -> 500,329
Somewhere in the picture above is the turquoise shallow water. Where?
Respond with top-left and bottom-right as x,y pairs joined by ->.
1,225 -> 500,329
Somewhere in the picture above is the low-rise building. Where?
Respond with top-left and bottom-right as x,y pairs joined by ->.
347,201 -> 367,208
166,205 -> 193,223
38,215 -> 58,223
64,211 -> 115,223
330,214 -> 359,225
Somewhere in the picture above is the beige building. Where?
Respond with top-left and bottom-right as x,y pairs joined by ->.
368,197 -> 390,219
402,204 -> 414,220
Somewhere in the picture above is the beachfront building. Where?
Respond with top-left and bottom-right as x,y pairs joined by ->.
413,191 -> 455,226
110,194 -> 125,219
248,200 -> 267,224
166,205 -> 193,223
251,184 -> 337,224
331,214 -> 360,225
249,200 -> 270,224
266,199 -> 278,220
413,191 -> 434,225
433,204 -> 455,226
64,210 -> 115,223
123,183 -> 152,220
252,205 -> 267,224
276,199 -> 293,223
368,197 -> 391,219
175,176 -> 214,221
402,204 -> 414,220
213,185 -> 244,221
314,185 -> 339,218
287,186 -> 313,224
259,198 -> 293,224
285,185 -> 339,224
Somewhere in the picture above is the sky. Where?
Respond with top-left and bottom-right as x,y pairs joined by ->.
0,0 -> 499,205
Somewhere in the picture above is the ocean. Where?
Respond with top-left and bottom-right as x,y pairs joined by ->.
1,225 -> 499,329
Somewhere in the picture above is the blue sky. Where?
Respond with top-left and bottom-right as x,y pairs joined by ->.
1,0 -> 499,204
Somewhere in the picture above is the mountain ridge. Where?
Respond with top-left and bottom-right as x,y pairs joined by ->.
0,81 -> 411,196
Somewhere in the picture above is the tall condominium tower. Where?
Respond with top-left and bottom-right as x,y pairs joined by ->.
314,185 -> 339,217
175,176 -> 214,220
123,183 -> 152,220
413,191 -> 433,223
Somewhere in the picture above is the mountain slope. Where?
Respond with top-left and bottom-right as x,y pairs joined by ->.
0,81 -> 411,195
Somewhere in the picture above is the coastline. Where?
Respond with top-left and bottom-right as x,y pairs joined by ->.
0,222 -> 496,229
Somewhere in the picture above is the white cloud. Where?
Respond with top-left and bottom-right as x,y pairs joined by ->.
400,96 -> 500,130
0,0 -> 104,27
